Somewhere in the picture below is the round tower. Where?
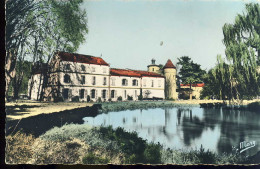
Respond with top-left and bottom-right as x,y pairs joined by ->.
163,59 -> 178,100
147,59 -> 160,73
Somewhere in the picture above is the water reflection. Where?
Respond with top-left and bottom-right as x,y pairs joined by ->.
83,107 -> 260,156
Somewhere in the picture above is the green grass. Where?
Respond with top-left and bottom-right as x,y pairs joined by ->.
100,101 -> 195,113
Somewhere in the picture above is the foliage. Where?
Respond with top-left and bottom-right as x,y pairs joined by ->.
247,101 -> 260,112
177,56 -> 206,86
6,131 -> 35,164
161,145 -> 247,164
117,96 -> 123,101
143,143 -> 162,164
7,126 -> 252,164
138,95 -> 143,101
219,3 -> 260,100
127,95 -> 133,101
5,0 -> 88,100
177,56 -> 206,99
144,90 -> 151,98
82,153 -> 109,164
97,97 -> 102,103
200,68 -> 222,100
101,101 -> 187,113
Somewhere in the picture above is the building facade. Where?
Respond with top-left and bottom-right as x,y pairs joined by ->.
28,52 -> 167,102
28,51 -> 204,101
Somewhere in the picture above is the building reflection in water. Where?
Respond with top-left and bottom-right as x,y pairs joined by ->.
83,107 -> 260,156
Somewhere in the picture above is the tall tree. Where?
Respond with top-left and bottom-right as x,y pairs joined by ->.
221,3 -> 260,100
177,56 -> 206,100
5,0 -> 88,100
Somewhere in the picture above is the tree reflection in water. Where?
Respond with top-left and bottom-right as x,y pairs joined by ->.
83,107 -> 260,156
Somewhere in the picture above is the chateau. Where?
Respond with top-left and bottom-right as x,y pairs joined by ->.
28,51 -> 203,101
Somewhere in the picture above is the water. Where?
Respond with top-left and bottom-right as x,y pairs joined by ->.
83,107 -> 260,156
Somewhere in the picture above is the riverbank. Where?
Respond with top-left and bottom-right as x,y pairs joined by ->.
6,124 -> 254,164
6,101 -> 93,120
6,99 -> 260,120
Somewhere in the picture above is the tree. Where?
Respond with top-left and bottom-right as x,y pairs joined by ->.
177,56 -> 206,100
220,3 -> 260,101
5,0 -> 88,101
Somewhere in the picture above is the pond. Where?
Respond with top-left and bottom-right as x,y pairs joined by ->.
83,107 -> 260,156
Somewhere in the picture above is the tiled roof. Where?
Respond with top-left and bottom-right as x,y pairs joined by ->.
110,68 -> 164,78
180,83 -> 205,87
57,51 -> 109,66
163,59 -> 176,69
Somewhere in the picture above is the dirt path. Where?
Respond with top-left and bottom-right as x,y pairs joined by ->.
6,101 -> 93,120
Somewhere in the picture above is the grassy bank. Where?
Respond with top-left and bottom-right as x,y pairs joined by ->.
6,124 -> 250,164
100,101 -> 195,113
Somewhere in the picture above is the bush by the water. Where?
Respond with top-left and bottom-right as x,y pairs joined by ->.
161,145 -> 247,164
247,101 -> 260,112
6,124 -> 250,164
39,124 -> 161,164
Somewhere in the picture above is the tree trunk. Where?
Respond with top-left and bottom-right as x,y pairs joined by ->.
5,50 -> 17,101
189,84 -> 192,100
12,72 -> 24,100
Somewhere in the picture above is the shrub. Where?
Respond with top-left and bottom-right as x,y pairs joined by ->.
97,97 -> 102,103
117,96 -> 122,101
138,95 -> 143,101
31,138 -> 88,164
127,95 -> 133,101
5,131 -> 35,164
143,143 -> 162,164
247,102 -> 260,112
82,153 -> 109,164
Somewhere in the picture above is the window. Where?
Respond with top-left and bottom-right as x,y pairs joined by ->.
92,76 -> 96,85
135,90 -> 137,97
91,67 -> 95,72
91,89 -> 96,98
124,90 -> 127,98
143,79 -> 146,87
81,65 -> 86,71
64,64 -> 70,71
103,77 -> 107,85
122,79 -> 128,86
81,75 -> 85,84
64,74 -> 71,83
132,79 -> 138,86
111,78 -> 115,86
151,80 -> 154,87
152,68 -> 154,71
80,89 -> 85,99
102,90 -> 106,99
111,90 -> 115,98
158,80 -> 161,87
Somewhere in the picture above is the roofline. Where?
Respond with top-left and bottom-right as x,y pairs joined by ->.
60,60 -> 110,66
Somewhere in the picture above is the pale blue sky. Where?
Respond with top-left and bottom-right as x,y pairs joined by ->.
78,0 -> 259,71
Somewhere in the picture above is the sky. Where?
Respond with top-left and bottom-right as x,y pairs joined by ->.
78,0 -> 259,71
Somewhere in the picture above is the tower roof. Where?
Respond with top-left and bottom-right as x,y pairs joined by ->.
163,59 -> 176,69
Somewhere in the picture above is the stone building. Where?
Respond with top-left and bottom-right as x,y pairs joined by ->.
28,51 -> 204,101
28,52 -> 166,101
